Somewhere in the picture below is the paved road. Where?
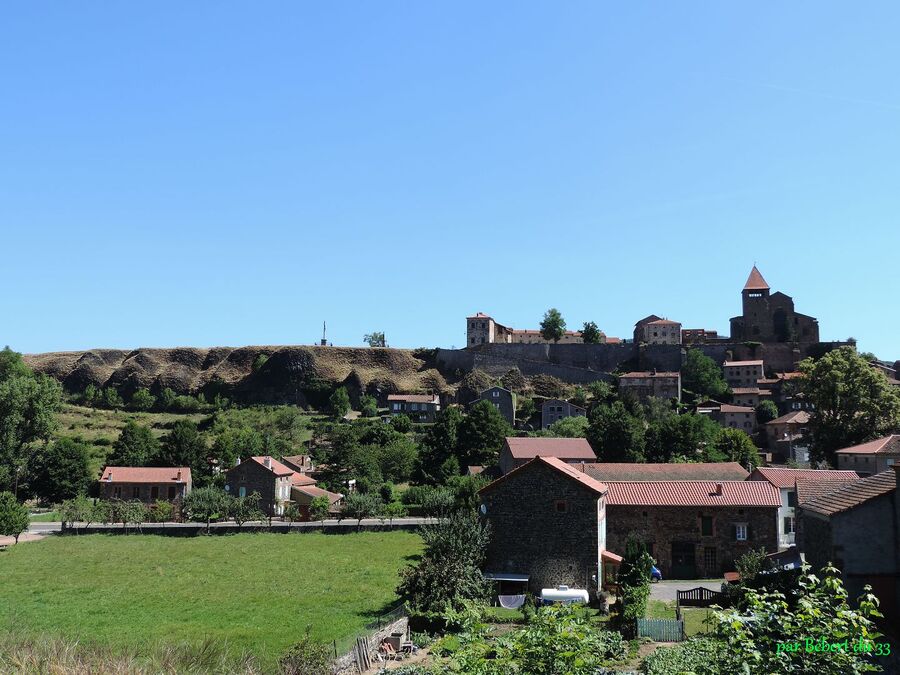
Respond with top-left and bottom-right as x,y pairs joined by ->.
28,522 -> 62,534
649,579 -> 725,602
28,517 -> 435,535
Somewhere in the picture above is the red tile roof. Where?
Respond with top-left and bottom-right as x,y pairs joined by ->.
834,435 -> 900,455
743,266 -> 770,291
605,480 -> 780,507
248,456 -> 295,476
503,437 -> 597,460
724,360 -> 764,367
795,477 -> 864,505
647,319 -> 681,326
800,470 -> 897,517
767,411 -> 811,426
749,467 -> 859,490
730,388 -> 760,395
579,462 -> 749,482
479,455 -> 608,496
290,472 -> 317,487
292,484 -> 343,503
100,467 -> 190,483
719,404 -> 754,413
387,394 -> 439,403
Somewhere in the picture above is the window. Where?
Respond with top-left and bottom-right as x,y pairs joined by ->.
239,486 -> 247,497
787,491 -> 798,507
150,486 -> 159,499
113,486 -> 122,498
554,500 -> 568,513
704,547 -> 717,571
783,517 -> 795,534
701,515 -> 713,536
393,403 -> 400,411
492,390 -> 500,398
168,485 -> 176,499
132,486 -> 140,498
734,523 -> 748,541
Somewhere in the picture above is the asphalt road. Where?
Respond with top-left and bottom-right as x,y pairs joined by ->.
28,517 -> 435,535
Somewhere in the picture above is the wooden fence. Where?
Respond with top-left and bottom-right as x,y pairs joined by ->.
636,618 -> 685,642
675,586 -> 727,619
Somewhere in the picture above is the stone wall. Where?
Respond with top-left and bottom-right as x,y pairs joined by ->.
606,505 -> 778,578
332,615 -> 409,675
480,461 -> 600,594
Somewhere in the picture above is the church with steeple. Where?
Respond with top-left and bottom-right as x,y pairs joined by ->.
729,266 -> 819,343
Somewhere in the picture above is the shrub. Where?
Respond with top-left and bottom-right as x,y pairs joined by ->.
641,637 -> 725,674
0,492 -> 29,543
390,414 -> 412,433
149,500 -> 174,523
278,628 -> 331,675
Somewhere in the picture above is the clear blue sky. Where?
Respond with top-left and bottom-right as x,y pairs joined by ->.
2,3 -> 898,359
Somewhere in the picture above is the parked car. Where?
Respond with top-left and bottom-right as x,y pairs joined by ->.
650,565 -> 662,582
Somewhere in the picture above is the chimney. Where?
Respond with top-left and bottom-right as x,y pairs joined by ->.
106,471 -> 112,482
714,483 -> 723,496
264,456 -> 272,469
176,470 -> 182,482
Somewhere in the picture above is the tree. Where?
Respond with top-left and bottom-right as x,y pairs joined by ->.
158,387 -> 177,410
682,349 -> 729,400
309,494 -> 331,522
800,346 -> 900,464
0,491 -> 29,544
644,411 -> 722,463
0,346 -> 30,382
581,321 -> 603,344
26,437 -> 93,504
154,420 -> 207,482
0,364 -> 63,493
587,401 -> 645,462
397,511 -> 491,613
340,492 -> 381,530
616,535 -> 654,636
363,332 -> 386,348
182,486 -> 228,532
457,399 -> 512,468
380,500 -> 408,526
539,308 -> 566,343
715,564 -> 886,675
755,399 -> 779,425
228,492 -> 264,528
59,494 -> 101,529
376,436 -> 418,482
108,421 -> 160,467
251,353 -> 269,372
101,387 -> 124,409
417,408 -> 463,484
329,387 -> 351,418
548,415 -> 589,438
714,428 -> 761,469
390,413 -> 412,433
359,394 -> 378,418
420,487 -> 455,517
515,397 -> 536,423
130,387 -> 156,411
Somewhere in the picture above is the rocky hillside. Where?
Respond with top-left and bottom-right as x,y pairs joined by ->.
24,346 -> 452,406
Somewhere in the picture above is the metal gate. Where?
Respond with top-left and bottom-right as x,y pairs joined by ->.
636,618 -> 685,642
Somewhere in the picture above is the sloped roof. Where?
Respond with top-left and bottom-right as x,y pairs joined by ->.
479,455 -> 608,496
292,484 -> 343,503
387,394 -> 439,403
731,388 -> 760,395
503,437 -> 597,460
767,411 -> 811,426
800,471 -> 897,517
100,467 -> 190,483
647,319 -> 681,326
724,360 -> 764,367
620,371 -> 680,379
835,435 -> 900,455
289,472 -> 317,487
580,462 -> 749,482
795,477 -> 864,505
743,266 -> 770,291
605,480 -> 780,507
719,404 -> 754,413
749,467 -> 859,490
247,456 -> 295,476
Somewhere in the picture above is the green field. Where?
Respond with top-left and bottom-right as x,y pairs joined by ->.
0,532 -> 420,665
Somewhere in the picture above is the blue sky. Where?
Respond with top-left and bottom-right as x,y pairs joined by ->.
2,3 -> 898,358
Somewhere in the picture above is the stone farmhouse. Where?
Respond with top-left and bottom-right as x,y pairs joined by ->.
723,360 -> 765,388
225,456 -> 308,516
618,370 -> 681,402
633,315 -> 682,345
387,393 -> 441,423
541,398 -> 586,430
798,467 -> 899,630
748,467 -> 860,549
498,437 -> 597,476
835,435 -> 900,476
99,466 -> 191,509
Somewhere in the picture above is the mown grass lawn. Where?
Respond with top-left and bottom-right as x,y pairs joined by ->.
0,532 -> 420,665
646,600 -> 715,636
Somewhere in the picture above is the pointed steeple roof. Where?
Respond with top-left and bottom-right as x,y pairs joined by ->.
743,266 -> 770,291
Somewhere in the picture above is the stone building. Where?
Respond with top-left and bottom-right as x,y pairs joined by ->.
835,435 -> 900,477
618,370 -> 681,402
723,360 -> 765,388
479,456 -> 610,595
466,312 -> 591,346
729,266 -> 820,343
605,480 -> 780,578
477,386 -> 517,426
798,468 -> 899,630
682,328 -> 721,345
224,456 -> 297,516
633,315 -> 682,345
99,466 -> 191,509
498,437 -> 596,476
541,398 -> 586,430
730,387 -> 769,408
714,404 -> 757,433
387,393 -> 441,423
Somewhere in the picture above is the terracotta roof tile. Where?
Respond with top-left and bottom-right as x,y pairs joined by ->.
249,456 -> 295,476
719,404 -> 754,413
292,484 -> 343,503
100,467 -> 191,483
730,388 -> 760,395
743,266 -> 770,291
503,437 -> 597,460
387,394 -> 439,403
479,455 -> 608,496
290,472 -> 317,487
749,467 -> 859,490
605,480 -> 780,507
795,477 -> 863,505
579,462 -> 749,482
724,360 -> 764,367
800,471 -> 897,517
834,435 -> 900,455
767,411 -> 811,425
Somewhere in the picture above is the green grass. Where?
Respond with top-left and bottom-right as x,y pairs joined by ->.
29,511 -> 59,522
646,600 -> 714,636
0,532 -> 420,666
